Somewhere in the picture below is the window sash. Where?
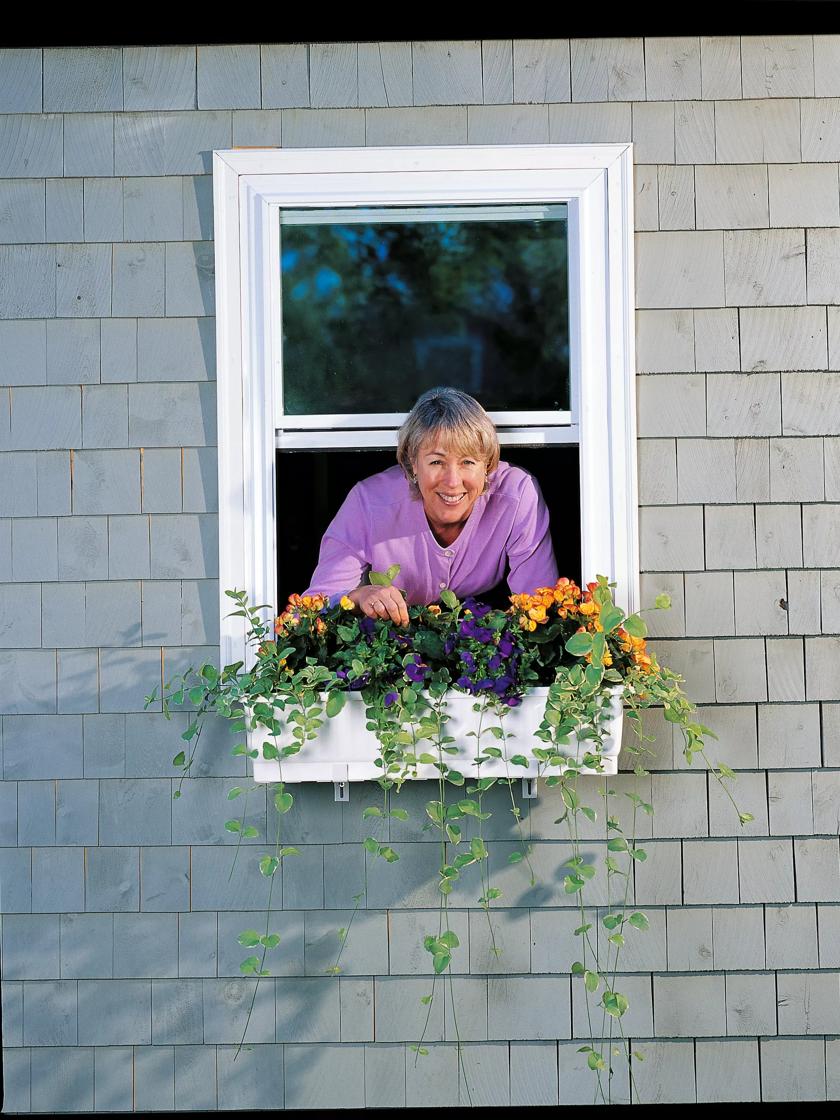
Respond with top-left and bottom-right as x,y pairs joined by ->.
273,198 -> 572,428
215,145 -> 638,671
275,424 -> 581,451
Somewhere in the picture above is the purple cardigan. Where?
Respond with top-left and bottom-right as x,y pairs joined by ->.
303,461 -> 558,605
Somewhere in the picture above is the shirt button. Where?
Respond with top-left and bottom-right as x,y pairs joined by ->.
445,549 -> 454,557
439,581 -> 447,589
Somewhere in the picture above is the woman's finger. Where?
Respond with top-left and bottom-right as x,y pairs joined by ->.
396,594 -> 409,627
384,589 -> 409,627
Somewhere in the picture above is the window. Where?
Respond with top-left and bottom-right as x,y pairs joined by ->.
213,144 -> 638,668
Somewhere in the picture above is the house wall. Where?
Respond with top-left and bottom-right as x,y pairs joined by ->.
1,38 -> 839,1110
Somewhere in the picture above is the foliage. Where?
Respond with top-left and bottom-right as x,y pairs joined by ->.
147,571 -> 753,1103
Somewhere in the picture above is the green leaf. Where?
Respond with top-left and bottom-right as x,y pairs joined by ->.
389,808 -> 409,821
227,787 -> 243,799
600,604 -> 624,633
432,951 -> 451,974
279,846 -> 300,858
172,751 -> 186,767
239,956 -> 260,974
438,930 -> 460,949
380,846 -> 400,863
439,588 -> 458,609
629,911 -> 650,931
623,613 -> 647,638
363,837 -> 380,855
508,851 -> 524,865
509,754 -> 528,767
653,593 -> 671,610
224,819 -> 241,833
237,930 -> 261,946
420,995 -> 432,1005
259,856 -> 279,877
470,837 -> 488,861
584,969 -> 600,993
369,563 -> 401,586
603,989 -> 629,1017
260,933 -> 281,949
362,806 -> 383,819
274,791 -> 294,814
241,825 -> 259,839
326,691 -> 346,718
565,631 -> 593,656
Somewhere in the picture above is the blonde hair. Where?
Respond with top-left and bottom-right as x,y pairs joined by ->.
396,387 -> 501,492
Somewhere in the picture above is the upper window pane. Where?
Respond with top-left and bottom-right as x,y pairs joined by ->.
278,202 -> 570,416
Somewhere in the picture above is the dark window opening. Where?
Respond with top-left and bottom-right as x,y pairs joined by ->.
276,447 -> 581,609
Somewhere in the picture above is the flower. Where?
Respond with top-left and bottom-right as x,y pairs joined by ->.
404,657 -> 430,685
427,604 -> 442,615
384,691 -> 399,707
339,595 -> 355,611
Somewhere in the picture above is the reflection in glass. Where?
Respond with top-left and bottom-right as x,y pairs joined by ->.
278,204 -> 569,415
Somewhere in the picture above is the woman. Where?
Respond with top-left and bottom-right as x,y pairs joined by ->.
303,387 -> 559,625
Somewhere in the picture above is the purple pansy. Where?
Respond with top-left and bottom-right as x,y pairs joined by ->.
384,691 -> 399,707
404,657 -> 430,685
462,597 -> 492,619
460,619 -> 493,643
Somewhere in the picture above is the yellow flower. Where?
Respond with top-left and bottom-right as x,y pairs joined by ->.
427,604 -> 441,615
527,604 -> 547,623
339,595 -> 354,611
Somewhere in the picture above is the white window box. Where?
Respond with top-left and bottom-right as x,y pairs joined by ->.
250,684 -> 625,784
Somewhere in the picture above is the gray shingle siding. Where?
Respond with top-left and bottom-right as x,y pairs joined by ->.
1,36 -> 839,1109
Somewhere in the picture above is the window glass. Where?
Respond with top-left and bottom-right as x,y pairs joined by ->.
278,203 -> 569,415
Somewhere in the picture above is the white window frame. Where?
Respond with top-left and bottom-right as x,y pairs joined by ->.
213,144 -> 638,670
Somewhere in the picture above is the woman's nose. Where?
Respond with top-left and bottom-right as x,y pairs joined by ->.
443,465 -> 460,487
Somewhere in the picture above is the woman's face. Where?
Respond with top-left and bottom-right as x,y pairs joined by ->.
412,440 -> 487,531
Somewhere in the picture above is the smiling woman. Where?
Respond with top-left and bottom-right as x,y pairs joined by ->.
302,387 -> 559,623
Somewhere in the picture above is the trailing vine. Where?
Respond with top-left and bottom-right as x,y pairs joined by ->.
147,574 -> 753,1102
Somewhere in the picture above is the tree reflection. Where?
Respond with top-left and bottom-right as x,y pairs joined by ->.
279,212 -> 570,415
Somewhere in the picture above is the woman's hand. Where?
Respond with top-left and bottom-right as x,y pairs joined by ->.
348,584 -> 409,627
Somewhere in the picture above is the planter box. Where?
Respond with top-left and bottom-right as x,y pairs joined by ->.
250,685 -> 624,784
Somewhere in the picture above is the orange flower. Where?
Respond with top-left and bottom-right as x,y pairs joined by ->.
579,601 -> 596,617
427,604 -> 441,615
527,604 -> 547,623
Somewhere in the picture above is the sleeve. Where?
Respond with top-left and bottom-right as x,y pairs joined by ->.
301,483 -> 371,605
505,472 -> 559,595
